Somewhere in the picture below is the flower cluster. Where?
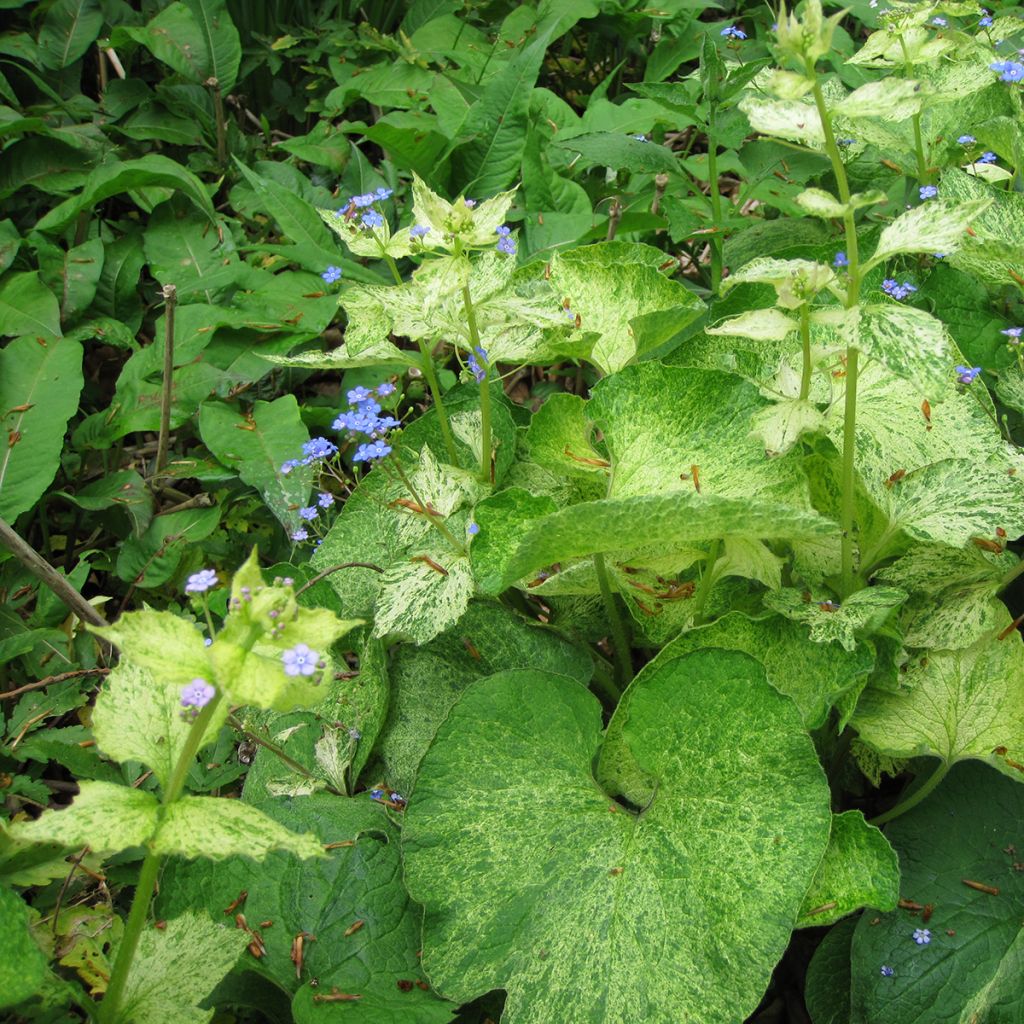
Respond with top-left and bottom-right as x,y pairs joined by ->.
881,279 -> 917,301
957,134 -> 976,145
180,677 -> 215,720
333,381 -> 400,464
991,60 -> 1024,82
467,345 -> 489,383
919,185 -> 938,200
721,24 -> 746,39
370,788 -> 407,809
979,9 -> 992,26
956,364 -> 982,385
336,187 -> 394,231
496,225 -> 516,255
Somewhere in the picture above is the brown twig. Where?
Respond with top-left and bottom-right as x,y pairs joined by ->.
1,668 -> 110,701
154,284 -> 177,477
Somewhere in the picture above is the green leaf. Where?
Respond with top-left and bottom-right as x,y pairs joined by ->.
0,271 -> 61,338
119,0 -> 241,92
115,506 -> 221,588
154,797 -> 324,860
805,918 -> 855,1024
375,600 -> 592,795
865,199 -> 992,270
37,237 -> 104,324
37,0 -> 103,70
525,393 -> 609,478
739,95 -> 823,146
0,335 -> 82,521
119,912 -> 248,1024
93,660 -> 226,792
833,79 -> 923,121
0,884 -> 47,1010
199,397 -> 312,533
851,634 -> 1024,781
849,762 -> 1024,1023
552,132 -> 683,175
158,795 -> 456,1022
797,812 -> 899,928
750,398 -> 826,456
706,307 -> 799,340
765,587 -> 907,652
548,243 -> 703,373
470,488 -> 558,594
36,156 -> 216,233
7,781 -> 158,852
403,654 -> 832,1023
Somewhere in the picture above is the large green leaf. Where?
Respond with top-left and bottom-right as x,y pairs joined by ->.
796,812 -> 899,929
36,237 -> 104,324
851,634 -> 1024,783
548,244 -> 703,373
115,506 -> 221,589
0,884 -> 47,1010
37,0 -> 103,70
199,397 -> 312,534
403,653 -> 832,1023
864,199 -> 992,270
0,335 -> 82,521
0,271 -> 61,338
158,795 -> 456,1022
849,762 -> 1024,1023
805,917 -> 855,1024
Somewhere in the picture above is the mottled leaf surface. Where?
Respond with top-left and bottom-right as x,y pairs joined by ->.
805,917 -> 855,1024
403,654 -> 831,1024
766,587 -> 907,652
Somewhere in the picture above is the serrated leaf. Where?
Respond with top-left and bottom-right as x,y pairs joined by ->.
402,654 -> 832,1023
0,335 -> 82,521
851,635 -> 1024,781
119,912 -> 248,1024
849,762 -> 1024,1023
865,198 -> 992,270
766,587 -> 907,652
6,781 -> 158,852
797,812 -> 899,928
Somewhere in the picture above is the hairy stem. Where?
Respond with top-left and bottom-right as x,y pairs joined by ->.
462,284 -> 492,484
707,131 -> 724,294
154,285 -> 177,478
593,552 -> 631,690
799,302 -> 812,400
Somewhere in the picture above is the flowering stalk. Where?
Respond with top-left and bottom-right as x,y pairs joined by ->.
798,302 -> 812,401
99,692 -> 223,1024
462,283 -> 492,484
896,37 -> 929,183
808,63 -> 862,597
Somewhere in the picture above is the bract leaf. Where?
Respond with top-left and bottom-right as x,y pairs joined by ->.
403,654 -> 831,1023
833,80 -> 923,121
739,95 -> 823,145
765,587 -> 907,652
706,307 -> 799,340
865,198 -> 992,270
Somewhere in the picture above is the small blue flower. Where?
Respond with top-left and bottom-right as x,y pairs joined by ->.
837,138 -> 856,146
833,251 -> 849,268
721,24 -> 747,39
463,198 -> 476,208
353,440 -> 392,462
291,527 -> 309,542
919,185 -> 938,200
912,928 -> 932,945
299,506 -> 319,521
980,14 -> 992,26
467,346 -> 488,382
467,522 -> 480,536
318,491 -> 335,508
282,643 -> 319,677
369,788 -> 385,800
990,60 -> 1024,82
374,187 -> 393,201
630,133 -> 648,142
348,727 -> 362,741
280,458 -> 300,475
1001,327 -> 1023,343
409,224 -> 430,239
931,16 -> 947,26
880,965 -> 895,977
376,381 -> 397,396
933,253 -> 946,259
180,678 -> 215,709
361,209 -> 385,230
978,151 -> 997,163
321,265 -> 342,284
882,279 -> 918,301
957,134 -> 976,144
302,437 -> 338,462
347,386 -> 373,404
497,234 -> 517,255
185,569 -> 218,594
956,365 -> 982,384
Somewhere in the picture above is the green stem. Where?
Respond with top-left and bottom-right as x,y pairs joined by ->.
997,556 -> 1024,594
391,460 -> 466,555
462,283 -> 491,484
100,695 -> 223,1024
691,538 -> 722,625
799,302 -> 812,401
897,37 -> 928,183
707,130 -> 724,294
593,552 -> 631,691
869,760 -> 949,827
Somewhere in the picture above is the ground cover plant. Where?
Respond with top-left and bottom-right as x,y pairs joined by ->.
2,0 -> 1024,1021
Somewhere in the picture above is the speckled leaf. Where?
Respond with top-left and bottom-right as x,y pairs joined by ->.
119,912 -> 248,1024
525,393 -> 609,477
588,363 -> 814,505
849,761 -> 1024,1024
497,492 -> 835,593
851,635 -> 1024,782
751,399 -> 827,455
93,660 -> 227,791
371,553 -> 474,645
865,199 -> 991,269
765,587 -> 907,652
834,80 -> 923,121
373,600 -> 592,796
805,917 -> 855,1024
548,242 -> 703,373
6,781 -> 158,853
0,884 -> 47,1010
739,95 -> 823,145
706,307 -> 799,341
402,653 -> 832,1024
470,488 -> 557,594
797,812 -> 899,928
158,795 -> 455,1022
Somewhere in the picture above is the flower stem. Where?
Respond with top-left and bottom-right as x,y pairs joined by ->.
691,538 -> 722,625
799,302 -> 812,400
868,760 -> 949,827
593,552 -> 631,690
99,694 -> 223,1024
462,283 -> 492,484
707,132 -> 724,294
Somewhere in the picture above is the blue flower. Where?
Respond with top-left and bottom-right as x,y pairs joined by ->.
931,16 -> 947,26
347,386 -> 373,404
467,522 -> 480,536
361,209 -> 385,229
348,727 -> 362,740
912,928 -> 931,945
630,133 -> 648,142
956,365 -> 982,384
837,138 -> 856,146
299,506 -> 319,521
978,151 -> 997,163
185,569 -> 218,594
353,440 -> 392,462
881,279 -> 918,301
291,527 -> 309,541
980,14 -> 992,26
321,265 -> 342,284
496,227 -> 517,255
463,198 -> 476,208
1001,327 -> 1023,343
302,437 -> 338,462
409,223 -> 430,239
957,134 -> 976,144
467,345 -> 488,383
374,187 -> 393,201
880,965 -> 894,977
318,491 -> 335,508
990,60 -> 1024,82
721,24 -> 747,39
376,381 -> 397,396
369,788 -> 385,800
282,643 -> 319,677
280,459 -> 300,475
180,678 -> 215,709
833,251 -> 849,268
919,185 -> 939,200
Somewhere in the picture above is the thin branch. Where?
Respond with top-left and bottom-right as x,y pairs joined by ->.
294,562 -> 384,598
1,668 -> 110,701
154,284 -> 177,477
